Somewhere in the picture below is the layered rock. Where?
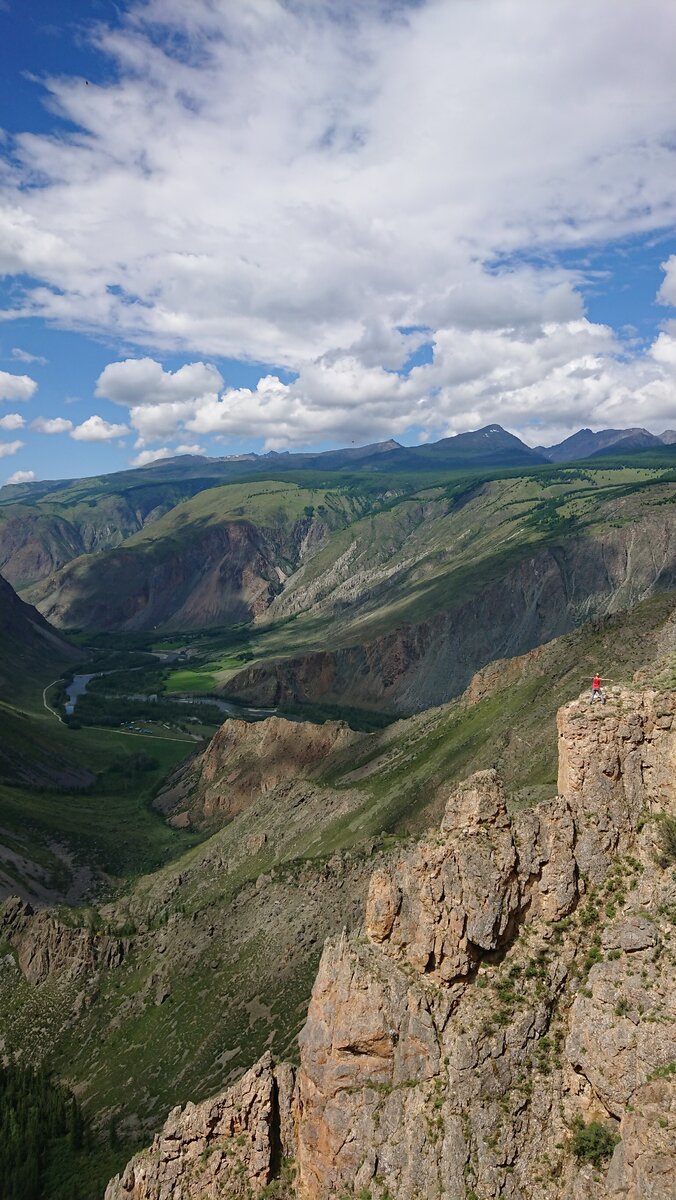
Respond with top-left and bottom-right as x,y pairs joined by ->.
0,898 -> 127,985
225,519 -> 676,713
157,715 -> 361,828
106,1055 -> 295,1200
107,687 -> 676,1199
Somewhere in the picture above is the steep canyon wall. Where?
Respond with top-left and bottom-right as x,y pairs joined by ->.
226,521 -> 676,714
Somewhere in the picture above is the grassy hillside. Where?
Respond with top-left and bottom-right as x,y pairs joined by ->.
0,465 -> 272,594
0,574 -> 77,702
31,479 -> 389,632
0,581 -> 202,903
0,691 -> 202,903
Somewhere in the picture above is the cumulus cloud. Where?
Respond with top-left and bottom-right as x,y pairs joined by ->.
0,370 -> 37,403
2,2 -> 676,448
130,447 -> 172,467
93,313 -> 676,452
95,358 -> 223,407
70,415 -> 130,441
0,440 -> 24,457
657,257 -> 676,306
129,442 -> 206,467
0,413 -> 25,430
5,469 -> 35,484
31,416 -> 74,434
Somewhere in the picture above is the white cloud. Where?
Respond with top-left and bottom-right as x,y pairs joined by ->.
0,370 -> 37,403
70,415 -> 130,441
130,447 -> 172,466
5,469 -> 35,484
100,314 -> 676,453
0,0 -> 674,372
1,2 -> 676,450
0,413 -> 25,430
0,440 -> 24,458
130,399 -> 207,445
0,207 -> 83,280
657,256 -> 676,306
11,347 -> 48,365
95,358 -> 223,407
129,442 -> 205,466
31,416 -> 74,434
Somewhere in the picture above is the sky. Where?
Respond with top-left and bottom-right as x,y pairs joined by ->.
0,0 -> 675,485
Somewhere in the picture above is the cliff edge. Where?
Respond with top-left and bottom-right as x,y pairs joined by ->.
106,686 -> 676,1200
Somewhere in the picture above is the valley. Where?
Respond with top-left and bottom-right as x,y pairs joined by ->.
0,435 -> 673,1198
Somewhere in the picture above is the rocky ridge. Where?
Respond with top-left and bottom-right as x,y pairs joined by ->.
106,686 -> 676,1199
157,715 -> 361,829
1,897 -> 128,986
225,516 -> 676,714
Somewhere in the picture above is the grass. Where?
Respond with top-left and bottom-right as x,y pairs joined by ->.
0,690 -> 202,891
166,667 -> 220,692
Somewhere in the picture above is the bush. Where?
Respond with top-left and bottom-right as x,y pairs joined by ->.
571,1117 -> 620,1167
657,814 -> 676,865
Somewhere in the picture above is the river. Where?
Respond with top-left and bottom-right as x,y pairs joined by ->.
64,672 -> 282,723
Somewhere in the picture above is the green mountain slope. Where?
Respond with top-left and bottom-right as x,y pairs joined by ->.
0,573 -> 76,700
129,462 -> 674,713
0,428 -> 541,596
32,480 -> 382,632
25,463 -> 675,655
0,574 -> 202,904
0,474 -> 248,595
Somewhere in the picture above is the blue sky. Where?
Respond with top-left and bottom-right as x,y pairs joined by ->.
1,0 -> 675,484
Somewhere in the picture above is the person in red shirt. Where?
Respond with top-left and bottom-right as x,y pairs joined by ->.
589,673 -> 609,704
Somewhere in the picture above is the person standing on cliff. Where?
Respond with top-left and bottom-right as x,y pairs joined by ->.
589,673 -> 609,704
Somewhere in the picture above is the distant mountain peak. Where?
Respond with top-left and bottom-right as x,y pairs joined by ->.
543,426 -> 664,463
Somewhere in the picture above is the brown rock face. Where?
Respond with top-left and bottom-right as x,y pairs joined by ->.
158,715 -> 360,828
0,898 -> 127,986
108,687 -> 676,1200
105,1054 -> 295,1200
557,687 -> 675,882
37,521 -> 287,632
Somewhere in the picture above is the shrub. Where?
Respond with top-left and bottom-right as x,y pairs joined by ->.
571,1118 -> 620,1167
657,814 -> 676,865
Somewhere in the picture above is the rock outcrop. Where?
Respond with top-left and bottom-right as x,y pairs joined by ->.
0,898 -> 127,985
107,687 -> 676,1199
106,1055 -> 295,1200
157,715 -> 361,828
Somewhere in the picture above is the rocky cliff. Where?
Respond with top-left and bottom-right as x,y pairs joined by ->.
157,715 -> 361,829
106,685 -> 676,1199
0,897 -> 128,986
225,519 -> 676,714
35,520 -> 300,632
